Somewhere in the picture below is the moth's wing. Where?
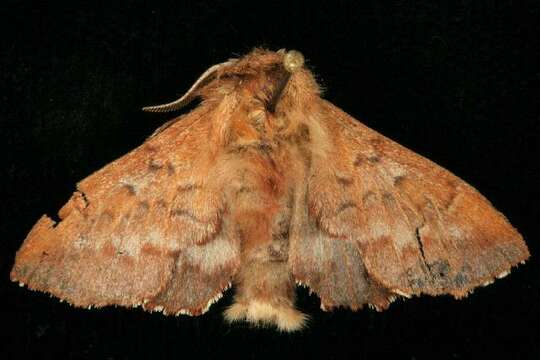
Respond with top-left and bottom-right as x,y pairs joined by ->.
11,104 -> 239,315
289,217 -> 396,311
291,100 -> 529,309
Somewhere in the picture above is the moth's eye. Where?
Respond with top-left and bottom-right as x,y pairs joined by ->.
283,50 -> 304,73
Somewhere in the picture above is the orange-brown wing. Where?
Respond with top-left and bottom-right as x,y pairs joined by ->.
292,99 -> 529,309
11,104 -> 240,316
289,218 -> 395,311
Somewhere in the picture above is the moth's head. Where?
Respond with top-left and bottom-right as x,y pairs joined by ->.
143,48 -> 321,114
222,48 -> 305,76
210,48 -> 321,113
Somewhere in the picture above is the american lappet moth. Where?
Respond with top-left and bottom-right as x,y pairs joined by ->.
11,48 -> 529,332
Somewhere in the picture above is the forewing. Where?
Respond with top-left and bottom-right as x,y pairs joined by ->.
11,104 -> 240,315
300,100 -> 528,303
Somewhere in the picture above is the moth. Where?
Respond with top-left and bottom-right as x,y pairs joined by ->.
11,48 -> 529,332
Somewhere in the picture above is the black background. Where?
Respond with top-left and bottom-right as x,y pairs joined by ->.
1,1 -> 539,359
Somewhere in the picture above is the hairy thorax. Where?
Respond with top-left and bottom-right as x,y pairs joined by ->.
221,97 -> 310,255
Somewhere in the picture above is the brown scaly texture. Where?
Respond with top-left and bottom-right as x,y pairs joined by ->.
11,48 -> 529,331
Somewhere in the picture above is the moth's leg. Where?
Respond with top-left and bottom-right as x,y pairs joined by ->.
224,260 -> 308,332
